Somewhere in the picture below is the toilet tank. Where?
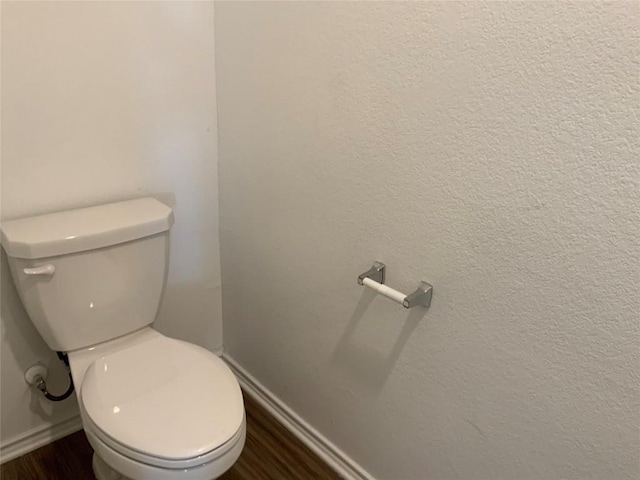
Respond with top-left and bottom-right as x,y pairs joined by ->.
1,198 -> 174,352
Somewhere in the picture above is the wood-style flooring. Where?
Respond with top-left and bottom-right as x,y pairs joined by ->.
0,393 -> 341,480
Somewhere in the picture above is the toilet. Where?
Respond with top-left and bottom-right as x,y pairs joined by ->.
1,198 -> 246,480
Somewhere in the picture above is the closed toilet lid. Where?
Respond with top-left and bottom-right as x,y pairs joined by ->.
81,335 -> 244,461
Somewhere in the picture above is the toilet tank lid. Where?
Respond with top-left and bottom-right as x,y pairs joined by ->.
0,198 -> 174,259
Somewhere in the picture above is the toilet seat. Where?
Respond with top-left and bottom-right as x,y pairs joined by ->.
83,413 -> 245,470
85,424 -> 246,480
80,334 -> 244,469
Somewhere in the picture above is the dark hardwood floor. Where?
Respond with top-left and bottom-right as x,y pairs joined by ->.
1,393 -> 341,480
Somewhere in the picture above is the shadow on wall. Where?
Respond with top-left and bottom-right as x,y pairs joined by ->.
0,250 -> 79,428
154,280 -> 223,352
331,288 -> 427,393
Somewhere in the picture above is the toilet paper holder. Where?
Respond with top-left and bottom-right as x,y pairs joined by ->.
357,261 -> 433,309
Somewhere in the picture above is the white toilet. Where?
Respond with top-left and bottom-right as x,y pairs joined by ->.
1,197 -> 246,480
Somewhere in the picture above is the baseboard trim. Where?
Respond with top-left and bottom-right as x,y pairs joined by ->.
223,354 -> 375,480
0,415 -> 83,464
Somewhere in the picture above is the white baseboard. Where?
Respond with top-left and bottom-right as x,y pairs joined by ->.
0,415 -> 83,464
223,354 -> 375,480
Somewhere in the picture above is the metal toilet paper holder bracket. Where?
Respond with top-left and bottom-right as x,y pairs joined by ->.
358,261 -> 433,309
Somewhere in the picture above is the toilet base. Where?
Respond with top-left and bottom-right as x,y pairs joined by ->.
93,453 -> 129,480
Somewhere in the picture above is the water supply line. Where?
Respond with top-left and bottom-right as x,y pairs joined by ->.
25,353 -> 75,402
34,372 -> 75,402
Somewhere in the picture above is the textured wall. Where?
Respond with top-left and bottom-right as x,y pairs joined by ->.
216,2 -> 639,479
1,1 -> 220,447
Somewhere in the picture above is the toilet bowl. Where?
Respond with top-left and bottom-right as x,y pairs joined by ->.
1,198 -> 246,479
71,328 -> 246,480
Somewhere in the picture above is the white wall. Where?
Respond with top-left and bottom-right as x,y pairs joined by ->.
1,1 -> 220,449
215,2 -> 639,479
